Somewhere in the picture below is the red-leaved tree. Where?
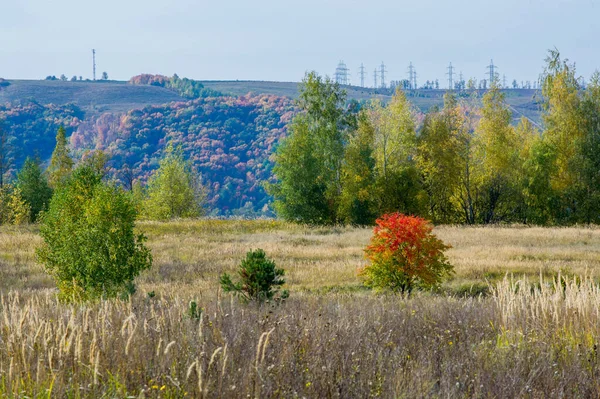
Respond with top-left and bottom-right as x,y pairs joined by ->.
361,213 -> 453,294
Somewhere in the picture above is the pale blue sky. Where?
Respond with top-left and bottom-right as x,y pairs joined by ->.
1,0 -> 598,86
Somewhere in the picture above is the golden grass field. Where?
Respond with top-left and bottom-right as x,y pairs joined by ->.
2,221 -> 600,397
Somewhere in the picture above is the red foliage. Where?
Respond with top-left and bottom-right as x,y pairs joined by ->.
362,213 -> 453,293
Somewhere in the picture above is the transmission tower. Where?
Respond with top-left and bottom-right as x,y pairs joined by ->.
408,62 -> 417,90
446,62 -> 455,90
92,49 -> 96,81
359,63 -> 366,88
379,62 -> 387,89
373,68 -> 378,89
335,60 -> 349,85
502,74 -> 507,88
487,59 -> 498,86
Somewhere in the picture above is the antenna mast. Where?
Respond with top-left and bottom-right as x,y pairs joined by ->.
92,49 -> 97,81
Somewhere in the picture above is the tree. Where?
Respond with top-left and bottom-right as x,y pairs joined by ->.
47,126 -> 74,188
370,89 -> 424,216
36,165 -> 152,302
416,94 -> 465,223
143,145 -> 206,220
0,185 -> 30,225
102,72 -> 108,80
361,213 -> 453,295
0,125 -> 10,188
339,112 -> 377,225
472,84 -> 520,223
220,249 -> 287,302
268,72 -> 352,224
15,157 -> 53,222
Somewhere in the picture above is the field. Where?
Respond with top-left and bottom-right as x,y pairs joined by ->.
2,221 -> 600,397
1,79 -> 542,123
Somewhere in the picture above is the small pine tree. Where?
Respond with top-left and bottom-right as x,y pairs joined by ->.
47,126 -> 74,189
220,249 -> 288,303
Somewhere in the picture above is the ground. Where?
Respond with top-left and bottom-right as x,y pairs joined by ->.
1,221 -> 599,397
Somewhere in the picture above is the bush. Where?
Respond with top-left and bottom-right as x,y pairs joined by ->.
361,213 -> 453,295
36,165 -> 152,302
220,249 -> 288,302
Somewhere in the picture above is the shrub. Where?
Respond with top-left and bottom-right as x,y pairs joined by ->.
220,249 -> 288,302
36,165 -> 152,302
361,213 -> 453,294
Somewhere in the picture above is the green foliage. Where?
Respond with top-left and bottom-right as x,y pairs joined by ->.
142,145 -> 206,220
269,72 -> 353,224
0,185 -> 30,225
128,74 -> 222,98
361,213 -> 453,295
220,249 -> 287,302
36,165 -> 152,302
15,157 -> 52,222
47,126 -> 73,189
339,113 -> 377,225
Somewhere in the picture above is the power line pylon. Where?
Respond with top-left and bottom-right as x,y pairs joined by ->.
379,62 -> 387,89
408,62 -> 415,90
373,68 -> 378,89
359,63 -> 366,88
487,59 -> 498,87
335,60 -> 349,85
446,62 -> 455,90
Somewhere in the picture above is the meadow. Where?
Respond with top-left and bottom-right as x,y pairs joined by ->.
1,221 -> 600,397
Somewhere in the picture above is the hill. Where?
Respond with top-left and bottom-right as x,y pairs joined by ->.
0,79 -> 542,123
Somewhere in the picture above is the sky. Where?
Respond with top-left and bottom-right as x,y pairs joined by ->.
1,0 -> 598,87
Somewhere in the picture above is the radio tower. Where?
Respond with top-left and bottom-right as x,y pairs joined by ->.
373,68 -> 378,89
359,63 -> 366,88
503,74 -> 507,88
487,59 -> 498,86
379,62 -> 387,89
446,62 -> 455,90
335,61 -> 349,85
92,49 -> 97,81
408,62 -> 416,90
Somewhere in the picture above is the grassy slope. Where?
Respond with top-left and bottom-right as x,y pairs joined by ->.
0,79 -> 542,123
1,221 -> 600,397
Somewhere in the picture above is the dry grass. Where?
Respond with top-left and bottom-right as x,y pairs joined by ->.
2,221 -> 600,397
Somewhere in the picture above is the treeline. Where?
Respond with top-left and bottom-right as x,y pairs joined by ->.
0,126 -> 206,226
269,50 -> 600,225
128,74 -> 222,99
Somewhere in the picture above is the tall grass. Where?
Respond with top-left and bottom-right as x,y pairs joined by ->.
2,222 -> 600,396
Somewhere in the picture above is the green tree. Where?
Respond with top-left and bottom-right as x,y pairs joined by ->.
15,157 -> 53,222
36,165 -> 152,302
220,249 -> 287,303
370,90 -> 425,216
416,94 -> 465,223
47,126 -> 74,189
0,185 -> 30,225
269,72 -> 352,224
338,112 -> 377,225
0,124 -> 11,188
143,145 -> 206,220
472,84 -> 521,223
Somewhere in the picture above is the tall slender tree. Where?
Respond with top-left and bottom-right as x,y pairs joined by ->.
47,126 -> 74,189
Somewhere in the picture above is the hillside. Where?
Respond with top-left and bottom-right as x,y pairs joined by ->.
0,80 -> 185,113
0,79 -> 542,123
